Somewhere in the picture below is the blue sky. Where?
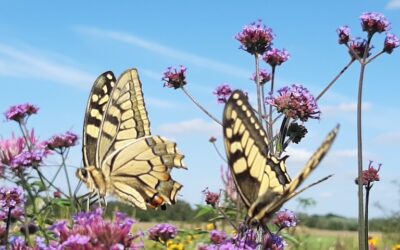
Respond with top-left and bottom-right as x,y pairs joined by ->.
1,1 -> 399,218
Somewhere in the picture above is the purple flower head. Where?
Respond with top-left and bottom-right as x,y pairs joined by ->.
360,161 -> 381,185
384,33 -> 400,54
202,188 -> 220,208
360,12 -> 391,35
0,134 -> 26,166
0,186 -> 24,209
50,208 -> 143,249
221,166 -> 238,202
263,48 -> 290,67
349,38 -> 373,59
45,131 -> 79,151
11,150 -> 46,170
210,230 -> 227,244
148,223 -> 177,243
9,236 -> 28,250
233,229 -> 258,249
251,69 -> 271,85
267,84 -> 320,122
209,137 -> 217,143
337,26 -> 351,44
213,84 -> 233,104
264,234 -> 287,250
274,209 -> 298,229
162,66 -> 187,89
235,20 -> 275,55
4,103 -> 39,123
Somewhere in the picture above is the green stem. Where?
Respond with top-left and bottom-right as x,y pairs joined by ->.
181,86 -> 222,126
365,185 -> 371,248
5,207 -> 12,250
211,141 -> 227,163
61,149 -> 75,214
254,54 -> 264,125
268,66 -> 276,154
217,206 -> 238,232
316,59 -> 355,100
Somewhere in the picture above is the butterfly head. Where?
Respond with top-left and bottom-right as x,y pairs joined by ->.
76,166 -> 106,196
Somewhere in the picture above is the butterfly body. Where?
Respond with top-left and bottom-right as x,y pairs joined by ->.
77,69 -> 185,210
223,90 -> 338,225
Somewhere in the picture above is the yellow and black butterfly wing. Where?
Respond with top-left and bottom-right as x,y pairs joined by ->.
96,69 -> 151,167
223,90 -> 291,209
248,125 -> 339,223
95,68 -> 185,209
104,136 -> 185,210
83,71 -> 117,167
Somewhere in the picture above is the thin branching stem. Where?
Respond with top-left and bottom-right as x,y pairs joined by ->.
316,59 -> 355,101
5,208 -> 12,250
365,51 -> 385,65
255,54 -> 264,124
365,185 -> 371,248
211,141 -> 227,163
181,86 -> 222,126
268,66 -> 276,154
217,206 -> 238,232
61,149 -> 75,214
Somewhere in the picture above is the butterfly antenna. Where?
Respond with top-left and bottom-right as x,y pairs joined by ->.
285,174 -> 333,202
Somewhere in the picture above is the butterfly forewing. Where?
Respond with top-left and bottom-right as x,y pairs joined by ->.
83,71 -> 117,167
248,125 -> 339,223
223,90 -> 291,209
97,69 -> 151,166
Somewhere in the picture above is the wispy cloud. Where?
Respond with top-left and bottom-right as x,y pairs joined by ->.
157,118 -> 220,136
73,26 -> 251,79
0,43 -> 94,88
386,0 -> 400,9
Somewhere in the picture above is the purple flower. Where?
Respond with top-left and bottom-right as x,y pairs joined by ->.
337,26 -> 351,44
267,84 -> 320,122
221,166 -> 238,202
251,69 -> 271,85
349,38 -> 373,59
49,208 -> 143,249
384,33 -> 400,54
263,48 -> 290,67
213,84 -> 233,104
235,20 -> 274,55
210,230 -> 227,244
148,223 -> 177,243
162,66 -> 187,89
0,186 -> 24,209
359,161 -> 381,185
11,150 -> 46,170
234,229 -> 258,249
203,188 -> 220,208
264,234 -> 287,250
45,131 -> 79,151
274,209 -> 298,229
9,236 -> 29,250
0,134 -> 26,166
360,12 -> 391,35
4,103 -> 39,122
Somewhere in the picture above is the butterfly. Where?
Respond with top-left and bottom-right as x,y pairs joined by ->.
76,68 -> 186,210
223,90 -> 338,225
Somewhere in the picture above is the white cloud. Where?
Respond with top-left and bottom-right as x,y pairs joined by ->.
386,0 -> 400,9
331,149 -> 358,158
73,26 -> 251,79
321,102 -> 371,114
157,118 -> 220,136
375,131 -> 400,144
145,96 -> 178,109
0,43 -> 94,88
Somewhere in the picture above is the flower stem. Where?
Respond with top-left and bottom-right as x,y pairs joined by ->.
316,59 -> 355,101
254,55 -> 263,123
365,51 -> 385,65
211,141 -> 227,163
181,86 -> 222,126
365,185 -> 371,248
5,207 -> 12,250
61,149 -> 75,214
217,206 -> 238,232
268,66 -> 276,154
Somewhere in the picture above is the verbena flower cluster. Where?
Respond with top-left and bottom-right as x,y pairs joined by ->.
0,186 -> 24,210
360,12 -> 390,35
251,69 -> 271,85
203,188 -> 220,208
148,223 -> 178,244
162,66 -> 187,89
274,209 -> 298,229
4,103 -> 39,122
235,20 -> 275,55
45,131 -> 79,151
213,84 -> 233,104
263,48 -> 290,67
49,208 -> 143,249
267,84 -> 320,121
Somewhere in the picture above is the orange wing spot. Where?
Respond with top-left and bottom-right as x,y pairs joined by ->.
148,195 -> 165,208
